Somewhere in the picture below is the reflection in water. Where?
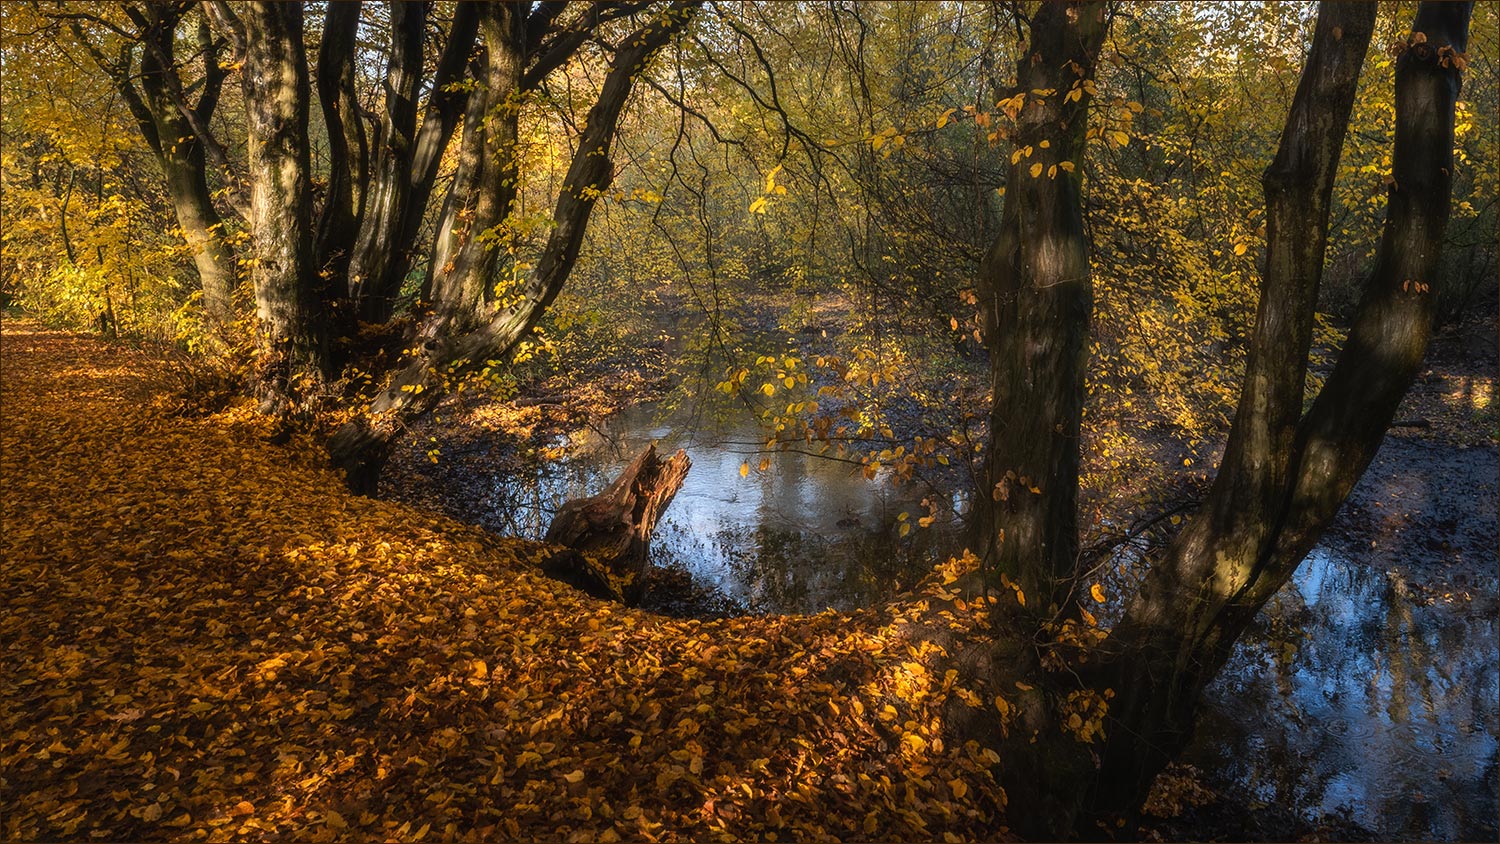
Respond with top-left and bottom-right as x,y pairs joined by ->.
1191,549 -> 1499,840
491,403 -> 960,614
493,404 -> 1498,840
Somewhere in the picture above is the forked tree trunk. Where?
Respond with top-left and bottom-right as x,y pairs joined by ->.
1088,1 -> 1468,827
313,0 -> 368,290
73,4 -> 238,337
328,2 -> 702,493
542,444 -> 691,604
961,2 -> 1469,837
345,2 -> 480,325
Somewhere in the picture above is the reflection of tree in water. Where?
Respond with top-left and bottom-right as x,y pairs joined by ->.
1190,548 -> 1499,840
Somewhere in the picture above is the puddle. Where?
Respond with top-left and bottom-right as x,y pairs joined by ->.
1189,545 -> 1499,840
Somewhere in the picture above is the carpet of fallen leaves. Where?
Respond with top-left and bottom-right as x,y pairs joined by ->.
1,324 -> 1015,842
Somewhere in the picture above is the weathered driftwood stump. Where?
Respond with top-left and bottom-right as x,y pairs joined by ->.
541,443 -> 690,605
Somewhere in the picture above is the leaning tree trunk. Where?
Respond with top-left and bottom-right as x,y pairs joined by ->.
328,2 -> 702,494
72,4 -> 239,337
974,0 -> 1110,618
1090,1 -> 1467,826
542,444 -> 691,604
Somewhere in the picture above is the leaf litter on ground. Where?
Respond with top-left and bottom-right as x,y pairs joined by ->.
0,324 -> 1017,842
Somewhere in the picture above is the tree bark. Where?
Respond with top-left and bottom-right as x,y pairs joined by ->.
209,0 -> 331,408
70,5 -> 239,336
329,2 -> 702,492
1092,2 -> 1467,824
314,0 -> 368,288
973,0 -> 1110,617
543,444 -> 691,604
347,1 -> 479,324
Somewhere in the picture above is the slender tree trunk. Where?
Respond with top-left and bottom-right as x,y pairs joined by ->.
314,0 -> 368,290
72,5 -> 239,337
974,0 -> 1109,617
1090,2 -> 1466,824
329,2 -> 702,493
348,1 -> 479,324
161,156 -> 237,332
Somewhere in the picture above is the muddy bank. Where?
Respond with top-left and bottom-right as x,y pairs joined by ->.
1167,432 -> 1498,842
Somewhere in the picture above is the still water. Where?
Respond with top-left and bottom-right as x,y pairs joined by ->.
490,403 -> 1498,840
489,402 -> 963,614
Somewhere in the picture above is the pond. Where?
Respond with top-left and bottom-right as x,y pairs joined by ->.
486,403 -> 1498,841
486,401 -> 966,615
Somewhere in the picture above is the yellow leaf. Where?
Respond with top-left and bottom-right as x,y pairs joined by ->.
950,778 -> 969,799
740,462 -> 750,478
1090,583 -> 1107,603
749,197 -> 768,214
1014,588 -> 1025,607
471,659 -> 489,680
937,107 -> 956,128
1233,242 -> 1248,256
899,522 -> 911,538
1029,162 -> 1043,178
563,769 -> 585,783
1058,160 -> 1076,173
764,164 -> 782,193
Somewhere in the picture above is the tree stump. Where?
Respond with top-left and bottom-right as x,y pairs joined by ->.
542,443 -> 690,604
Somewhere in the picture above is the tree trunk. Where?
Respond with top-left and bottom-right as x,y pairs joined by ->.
329,2 -> 702,492
543,444 -> 691,604
210,1 -> 332,408
347,1 -> 479,324
74,5 -> 239,337
1090,1 -> 1466,825
314,0 -> 368,289
974,0 -> 1110,617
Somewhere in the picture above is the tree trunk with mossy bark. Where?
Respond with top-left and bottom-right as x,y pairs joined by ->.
208,1 -> 332,409
69,4 -> 239,338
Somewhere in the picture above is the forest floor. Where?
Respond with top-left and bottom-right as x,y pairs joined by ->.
0,322 -> 1017,842
3,319 -> 1493,842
